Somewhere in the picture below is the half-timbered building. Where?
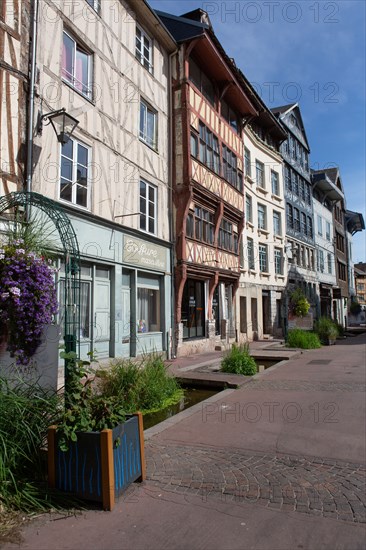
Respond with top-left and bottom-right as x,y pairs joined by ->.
28,0 -> 176,361
156,8 -> 264,355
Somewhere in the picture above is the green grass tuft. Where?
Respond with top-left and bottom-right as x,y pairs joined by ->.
221,343 -> 257,376
286,329 -> 321,349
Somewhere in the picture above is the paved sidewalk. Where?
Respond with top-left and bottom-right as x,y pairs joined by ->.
3,334 -> 366,550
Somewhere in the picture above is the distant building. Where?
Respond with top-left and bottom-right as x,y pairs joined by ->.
354,263 -> 366,306
271,104 -> 317,325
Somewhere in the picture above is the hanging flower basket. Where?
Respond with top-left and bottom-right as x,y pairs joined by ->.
0,239 -> 58,366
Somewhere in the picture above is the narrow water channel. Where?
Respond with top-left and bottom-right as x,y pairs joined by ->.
143,387 -> 219,429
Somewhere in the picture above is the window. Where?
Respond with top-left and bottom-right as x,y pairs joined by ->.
190,132 -> 198,157
318,249 -> 324,272
219,219 -> 238,253
199,122 -> 220,174
286,203 -> 293,229
285,166 -> 291,191
259,244 -> 268,272
59,279 -> 91,339
140,180 -> 157,234
246,238 -> 255,270
244,147 -> 251,178
271,170 -> 279,196
62,31 -> 92,99
221,99 -> 239,132
274,248 -> 283,275
337,261 -> 347,281
273,211 -> 281,236
305,182 -> 311,204
257,204 -> 267,230
301,212 -> 307,235
246,194 -> 252,223
60,137 -> 90,208
299,178 -> 305,201
327,253 -> 332,274
326,221 -> 331,241
293,208 -> 300,231
222,144 -> 243,191
85,0 -> 100,12
193,206 -> 214,244
317,215 -> 323,236
307,216 -> 313,238
182,279 -> 205,339
292,172 -> 299,195
256,160 -> 265,188
137,274 -> 161,333
189,57 -> 215,105
136,25 -> 153,73
140,100 -> 157,149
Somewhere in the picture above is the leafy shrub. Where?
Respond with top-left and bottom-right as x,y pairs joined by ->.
286,329 -> 321,349
314,317 -> 339,343
221,343 -> 257,376
290,289 -> 310,317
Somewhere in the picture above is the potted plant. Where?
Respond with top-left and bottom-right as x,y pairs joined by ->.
314,317 -> 339,346
47,354 -> 146,511
289,288 -> 310,317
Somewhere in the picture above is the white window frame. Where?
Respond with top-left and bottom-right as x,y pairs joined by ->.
59,136 -> 91,209
62,31 -> 93,100
140,99 -> 158,150
140,179 -> 157,235
274,248 -> 283,275
317,215 -> 323,236
273,210 -> 281,236
326,221 -> 331,241
271,170 -> 279,196
258,203 -> 267,230
259,244 -> 268,272
136,25 -> 153,74
256,160 -> 265,188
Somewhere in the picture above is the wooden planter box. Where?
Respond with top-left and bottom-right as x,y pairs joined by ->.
48,413 -> 145,511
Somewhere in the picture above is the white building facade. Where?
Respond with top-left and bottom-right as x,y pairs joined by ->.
238,120 -> 287,341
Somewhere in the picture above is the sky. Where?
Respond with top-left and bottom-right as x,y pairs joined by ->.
149,0 -> 366,263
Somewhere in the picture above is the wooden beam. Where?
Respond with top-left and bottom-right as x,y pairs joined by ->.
100,429 -> 115,511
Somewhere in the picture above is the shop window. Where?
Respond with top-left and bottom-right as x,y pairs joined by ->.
59,279 -> 91,339
182,279 -> 206,339
137,274 -> 160,333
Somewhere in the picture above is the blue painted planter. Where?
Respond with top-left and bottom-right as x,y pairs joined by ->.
48,413 -> 145,510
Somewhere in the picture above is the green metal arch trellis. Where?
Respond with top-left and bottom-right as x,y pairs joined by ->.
0,191 -> 81,366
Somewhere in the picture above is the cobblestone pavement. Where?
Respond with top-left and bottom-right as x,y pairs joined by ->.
146,442 -> 366,523
242,380 -> 366,392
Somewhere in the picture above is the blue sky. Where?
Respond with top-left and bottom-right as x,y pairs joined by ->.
149,0 -> 366,263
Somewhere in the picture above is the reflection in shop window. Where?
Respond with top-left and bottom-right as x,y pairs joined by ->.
137,287 -> 160,333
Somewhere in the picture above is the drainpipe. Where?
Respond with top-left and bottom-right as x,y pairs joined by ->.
168,48 -> 178,359
26,0 -> 39,193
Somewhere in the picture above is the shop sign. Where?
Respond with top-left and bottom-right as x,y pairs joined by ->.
123,235 -> 167,271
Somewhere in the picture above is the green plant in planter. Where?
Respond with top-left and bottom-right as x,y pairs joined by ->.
290,288 -> 310,317
314,317 -> 339,344
221,343 -> 257,376
57,351 -> 126,451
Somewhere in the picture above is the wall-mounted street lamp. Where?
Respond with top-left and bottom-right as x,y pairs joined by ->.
37,108 -> 79,145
